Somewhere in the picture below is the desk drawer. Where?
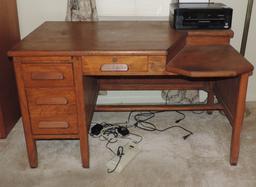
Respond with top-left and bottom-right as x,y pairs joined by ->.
83,56 -> 148,75
31,115 -> 78,135
26,88 -> 77,116
22,64 -> 74,87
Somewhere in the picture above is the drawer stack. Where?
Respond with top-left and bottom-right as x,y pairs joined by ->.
21,63 -> 79,136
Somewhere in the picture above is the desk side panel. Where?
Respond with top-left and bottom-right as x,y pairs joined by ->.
214,74 -> 249,126
13,60 -> 38,167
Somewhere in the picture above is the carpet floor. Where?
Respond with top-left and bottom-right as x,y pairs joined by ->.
0,107 -> 256,187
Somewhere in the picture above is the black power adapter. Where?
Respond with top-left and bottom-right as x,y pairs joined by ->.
117,126 -> 130,136
91,124 -> 130,137
90,124 -> 103,136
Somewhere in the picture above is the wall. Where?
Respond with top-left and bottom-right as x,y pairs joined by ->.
17,0 -> 248,49
245,2 -> 256,101
97,0 -> 170,17
16,0 -> 256,102
17,0 -> 67,38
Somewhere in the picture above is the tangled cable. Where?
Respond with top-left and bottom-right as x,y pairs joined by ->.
90,110 -> 193,173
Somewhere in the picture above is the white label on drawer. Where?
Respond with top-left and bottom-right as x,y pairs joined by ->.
101,64 -> 129,72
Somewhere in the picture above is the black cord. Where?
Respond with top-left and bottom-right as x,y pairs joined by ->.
120,132 -> 143,144
175,111 -> 186,123
90,110 -> 194,174
132,111 -> 193,139
91,111 -> 192,142
105,138 -> 118,155
107,146 -> 124,173
133,111 -> 185,124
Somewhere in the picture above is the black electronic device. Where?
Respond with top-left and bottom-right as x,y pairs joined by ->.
117,126 -> 130,136
170,3 -> 233,30
90,124 -> 103,136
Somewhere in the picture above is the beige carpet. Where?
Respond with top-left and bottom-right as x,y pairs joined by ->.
0,107 -> 256,187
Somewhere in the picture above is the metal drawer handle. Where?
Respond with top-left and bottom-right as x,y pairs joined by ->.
36,97 -> 68,105
101,64 -> 129,72
38,121 -> 69,129
31,72 -> 64,80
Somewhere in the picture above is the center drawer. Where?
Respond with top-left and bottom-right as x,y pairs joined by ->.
82,56 -> 148,75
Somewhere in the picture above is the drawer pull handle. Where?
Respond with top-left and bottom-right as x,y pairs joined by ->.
38,121 -> 69,129
36,97 -> 68,105
101,64 -> 129,72
31,72 -> 64,80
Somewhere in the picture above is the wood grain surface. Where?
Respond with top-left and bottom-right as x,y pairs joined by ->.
9,21 -> 254,168
167,45 -> 254,77
9,21 -> 185,56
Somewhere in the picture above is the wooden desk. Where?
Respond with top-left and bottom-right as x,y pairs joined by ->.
8,21 -> 253,168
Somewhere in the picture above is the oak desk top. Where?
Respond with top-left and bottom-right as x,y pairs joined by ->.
9,21 -> 233,56
9,21 -> 185,56
9,21 -> 253,78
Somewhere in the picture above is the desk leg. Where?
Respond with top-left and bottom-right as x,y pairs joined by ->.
230,74 -> 249,165
215,73 -> 249,165
25,139 -> 38,168
14,62 -> 38,168
207,82 -> 214,114
73,61 -> 89,168
73,59 -> 98,168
